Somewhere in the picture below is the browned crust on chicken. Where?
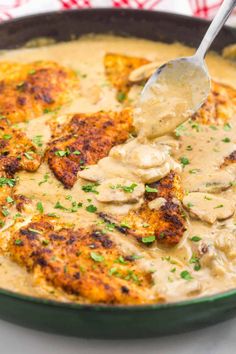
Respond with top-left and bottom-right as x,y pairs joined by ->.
0,118 -> 41,223
0,61 -> 78,123
100,172 -> 186,246
104,53 -> 150,101
8,216 -> 158,305
193,81 -> 236,125
47,109 -> 133,188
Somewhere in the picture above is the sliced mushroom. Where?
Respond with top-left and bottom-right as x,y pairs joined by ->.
183,192 -> 235,224
110,139 -> 170,169
96,177 -> 144,204
128,61 -> 162,83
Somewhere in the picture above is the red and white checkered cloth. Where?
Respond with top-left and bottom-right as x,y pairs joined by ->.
0,0 -> 235,25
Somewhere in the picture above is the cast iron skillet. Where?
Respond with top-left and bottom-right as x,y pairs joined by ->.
0,9 -> 236,339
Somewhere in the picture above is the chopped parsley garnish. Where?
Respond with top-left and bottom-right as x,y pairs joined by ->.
210,125 -> 217,131
28,228 -> 42,234
130,254 -> 143,260
24,151 -> 34,160
47,213 -> 60,218
175,123 -> 186,137
90,252 -> 104,262
145,185 -> 158,193
190,235 -> 202,242
180,270 -> 193,281
72,150 -> 81,155
0,177 -> 16,188
190,254 -> 201,271
223,123 -> 231,131
120,221 -> 131,229
222,137 -> 231,143
117,91 -> 126,103
179,156 -> 190,167
124,270 -> 141,285
14,239 -> 23,246
81,183 -> 99,194
2,134 -> 12,140
214,204 -> 224,209
110,183 -> 137,193
38,173 -> 50,186
28,69 -> 36,75
115,256 -> 127,264
1,207 -> 9,217
190,121 -> 200,132
32,135 -> 43,147
141,235 -> 156,244
55,148 -> 70,157
189,168 -> 200,174
187,202 -> 194,208
86,204 -> 97,213
42,239 -> 50,246
36,201 -> 44,214
54,201 -> 68,210
204,195 -> 212,200
6,196 -> 14,203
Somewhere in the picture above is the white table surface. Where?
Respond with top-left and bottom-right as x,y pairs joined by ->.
0,316 -> 235,354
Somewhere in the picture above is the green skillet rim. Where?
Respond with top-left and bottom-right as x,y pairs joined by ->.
0,8 -> 235,313
0,285 -> 236,311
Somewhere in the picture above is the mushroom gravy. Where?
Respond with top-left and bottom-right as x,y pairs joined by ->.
0,35 -> 235,303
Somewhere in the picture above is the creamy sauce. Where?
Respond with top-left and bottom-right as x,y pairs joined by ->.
134,58 -> 210,139
0,35 -> 235,303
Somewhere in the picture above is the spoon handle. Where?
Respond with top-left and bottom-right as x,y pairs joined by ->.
195,0 -> 236,60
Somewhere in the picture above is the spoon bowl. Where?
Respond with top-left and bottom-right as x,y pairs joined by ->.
138,0 -> 236,138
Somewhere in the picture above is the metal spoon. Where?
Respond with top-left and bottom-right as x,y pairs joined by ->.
140,0 -> 236,136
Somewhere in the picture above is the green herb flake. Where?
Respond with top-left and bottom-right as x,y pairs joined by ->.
54,201 -> 68,210
28,69 -> 36,75
214,204 -> 224,209
82,183 -> 99,194
36,201 -> 44,214
1,207 -> 9,217
180,156 -> 190,167
38,173 -> 50,186
189,168 -> 200,174
175,123 -> 186,137
0,177 -> 16,188
86,204 -> 97,213
55,149 -> 70,157
24,151 -> 34,160
190,236 -> 202,242
2,134 -> 12,140
117,91 -> 126,103
14,239 -> 23,246
72,150 -> 81,155
90,251 -> 104,263
32,135 -> 43,147
42,239 -> 50,246
110,183 -> 137,193
222,137 -> 231,143
187,202 -> 194,208
6,196 -> 14,203
180,270 -> 193,281
115,256 -> 127,265
141,235 -> 156,244
223,123 -> 231,131
145,185 -> 158,193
